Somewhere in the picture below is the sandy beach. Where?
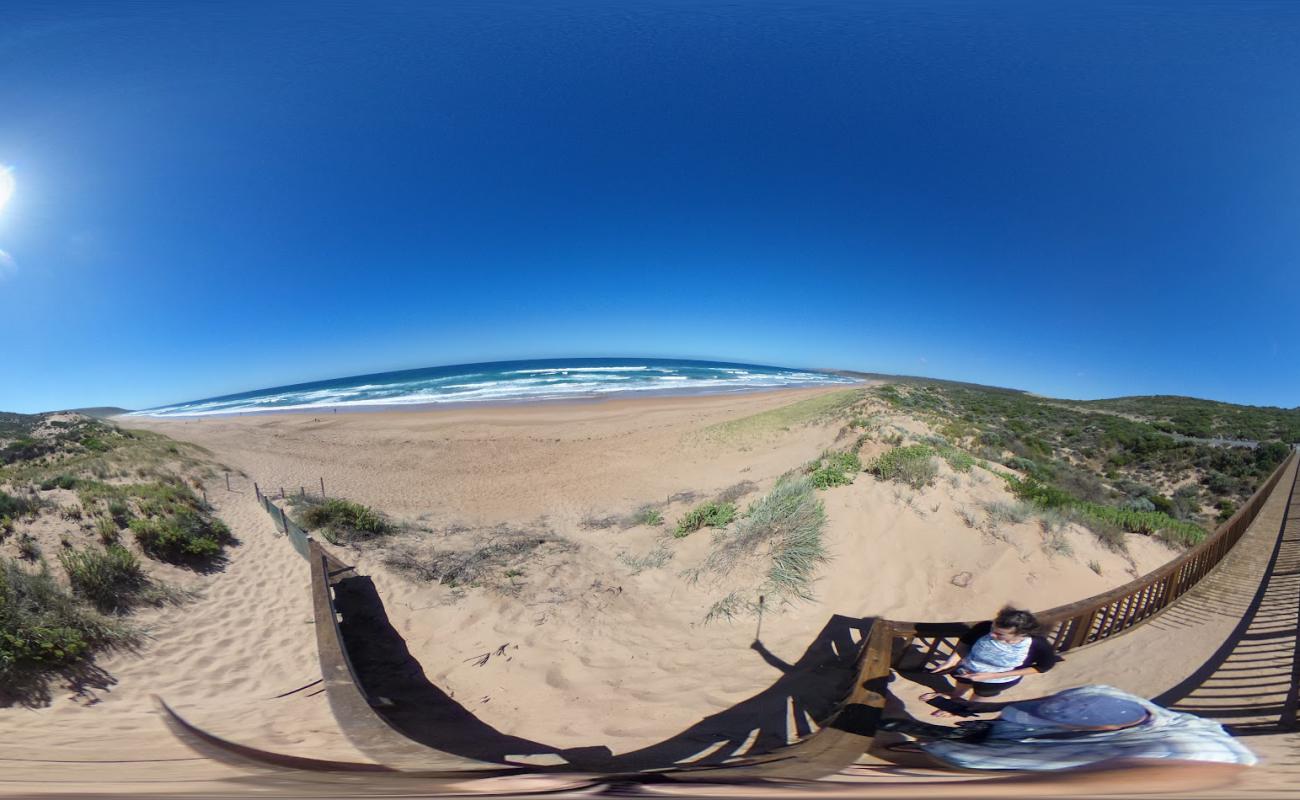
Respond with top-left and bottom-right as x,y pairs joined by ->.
0,385 -> 1186,792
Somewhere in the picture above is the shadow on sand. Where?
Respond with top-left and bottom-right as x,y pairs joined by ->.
331,572 -> 870,772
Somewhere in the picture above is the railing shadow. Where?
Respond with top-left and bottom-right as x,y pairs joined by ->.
330,574 -> 563,764
602,614 -> 870,771
333,575 -> 870,772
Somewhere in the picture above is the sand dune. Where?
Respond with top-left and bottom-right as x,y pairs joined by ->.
0,386 -> 1182,792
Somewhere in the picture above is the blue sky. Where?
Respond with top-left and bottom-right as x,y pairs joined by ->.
1,1 -> 1298,413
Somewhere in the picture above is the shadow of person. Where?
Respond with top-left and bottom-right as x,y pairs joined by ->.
601,614 -> 870,771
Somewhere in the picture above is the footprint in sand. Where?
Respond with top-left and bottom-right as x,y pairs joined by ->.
544,665 -> 572,690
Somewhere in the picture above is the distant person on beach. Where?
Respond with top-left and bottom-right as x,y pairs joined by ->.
923,607 -> 1057,716
884,684 -> 1257,773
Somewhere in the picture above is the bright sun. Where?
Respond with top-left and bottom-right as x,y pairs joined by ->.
0,167 -> 15,212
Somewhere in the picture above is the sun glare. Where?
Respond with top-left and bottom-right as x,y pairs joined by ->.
0,166 -> 14,213
0,165 -> 14,213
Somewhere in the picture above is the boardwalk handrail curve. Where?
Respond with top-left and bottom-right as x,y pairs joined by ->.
251,449 -> 1296,777
881,449 -> 1298,672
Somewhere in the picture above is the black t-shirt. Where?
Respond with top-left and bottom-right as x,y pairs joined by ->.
957,621 -> 1058,673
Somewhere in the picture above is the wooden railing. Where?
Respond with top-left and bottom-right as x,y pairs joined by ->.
250,449 -> 1295,776
878,449 -> 1297,676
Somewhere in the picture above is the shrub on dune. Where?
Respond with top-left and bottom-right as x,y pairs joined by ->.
0,558 -> 133,685
807,450 -> 862,489
58,545 -> 147,613
293,497 -> 392,544
129,508 -> 230,563
870,444 -> 939,489
675,501 -> 736,537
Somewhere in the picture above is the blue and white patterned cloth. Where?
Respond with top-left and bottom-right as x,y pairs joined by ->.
958,634 -> 1031,683
923,685 -> 1258,770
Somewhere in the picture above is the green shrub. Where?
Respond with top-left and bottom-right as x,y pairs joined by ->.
870,445 -> 939,489
296,498 -> 391,543
0,491 -> 36,519
675,502 -> 736,537
1216,499 -> 1237,522
129,508 -> 230,563
807,450 -> 862,489
107,500 -> 132,527
0,558 -> 131,682
937,446 -> 975,473
58,545 -> 146,612
95,515 -> 119,544
1002,474 -> 1205,548
38,475 -> 78,491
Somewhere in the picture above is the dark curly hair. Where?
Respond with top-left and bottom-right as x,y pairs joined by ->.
993,606 -> 1040,634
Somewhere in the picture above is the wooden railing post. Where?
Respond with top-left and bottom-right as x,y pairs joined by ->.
1064,611 -> 1093,650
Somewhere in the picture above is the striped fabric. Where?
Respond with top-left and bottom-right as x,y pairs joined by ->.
959,634 -> 1032,683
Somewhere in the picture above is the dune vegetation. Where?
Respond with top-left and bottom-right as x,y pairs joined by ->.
0,412 -> 230,700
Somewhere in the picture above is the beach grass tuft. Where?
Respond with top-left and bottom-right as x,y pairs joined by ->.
674,501 -> 736,537
619,543 -> 674,574
58,545 -> 148,613
697,476 -> 829,621
0,557 -> 136,691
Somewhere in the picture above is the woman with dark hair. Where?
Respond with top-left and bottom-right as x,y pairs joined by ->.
922,606 -> 1058,717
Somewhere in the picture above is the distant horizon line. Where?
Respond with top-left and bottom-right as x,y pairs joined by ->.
42,354 -> 1298,417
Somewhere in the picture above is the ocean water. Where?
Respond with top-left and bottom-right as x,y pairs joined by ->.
132,358 -> 860,417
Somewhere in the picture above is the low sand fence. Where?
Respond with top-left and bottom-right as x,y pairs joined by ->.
254,485 -> 313,559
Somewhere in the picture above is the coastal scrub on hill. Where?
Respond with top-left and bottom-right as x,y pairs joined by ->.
273,383 -> 1290,631
0,412 -> 235,704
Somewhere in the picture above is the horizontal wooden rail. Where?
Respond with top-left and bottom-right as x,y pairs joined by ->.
887,449 -> 1297,672
244,448 -> 1294,778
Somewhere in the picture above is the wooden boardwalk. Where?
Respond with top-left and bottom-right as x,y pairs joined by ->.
148,454 -> 1299,796
884,452 -> 1300,795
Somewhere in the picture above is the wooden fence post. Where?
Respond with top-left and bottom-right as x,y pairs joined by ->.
320,477 -> 326,499
225,472 -> 231,491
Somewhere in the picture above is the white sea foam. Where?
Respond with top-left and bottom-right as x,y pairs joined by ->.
133,362 -> 858,416
504,366 -> 653,375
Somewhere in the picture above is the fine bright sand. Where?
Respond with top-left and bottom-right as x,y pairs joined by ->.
0,386 -> 1182,793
